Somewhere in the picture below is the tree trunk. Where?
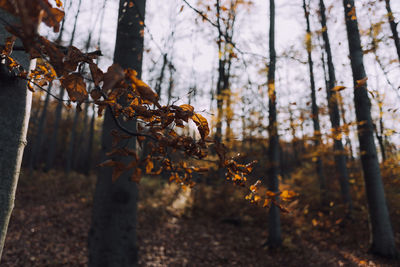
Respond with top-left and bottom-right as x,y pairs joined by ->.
0,10 -> 32,261
342,0 -> 397,257
319,0 -> 353,210
303,0 -> 327,203
44,87 -> 64,171
29,84 -> 53,171
266,0 -> 282,248
88,0 -> 145,266
66,109 -> 80,174
44,3 -> 80,172
84,105 -> 96,176
385,0 -> 400,63
74,103 -> 89,171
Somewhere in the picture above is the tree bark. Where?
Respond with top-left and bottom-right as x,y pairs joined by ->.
385,0 -> 400,64
84,104 -> 96,176
44,3 -> 80,172
66,109 -> 80,174
319,0 -> 353,210
342,0 -> 397,257
88,1 -> 145,266
0,10 -> 32,261
28,85 -> 51,171
303,0 -> 327,203
266,0 -> 282,248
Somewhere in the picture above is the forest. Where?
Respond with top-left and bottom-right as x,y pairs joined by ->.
0,0 -> 400,266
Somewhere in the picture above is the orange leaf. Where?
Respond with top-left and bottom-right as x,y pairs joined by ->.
60,73 -> 88,103
280,190 -> 298,201
89,62 -> 104,87
1,36 -> 16,56
134,78 -> 159,104
356,77 -> 368,88
331,85 -> 346,92
191,113 -> 210,139
179,104 -> 194,113
43,7 -> 64,32
145,156 -> 154,174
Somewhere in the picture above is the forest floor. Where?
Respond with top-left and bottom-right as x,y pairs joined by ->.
2,168 -> 400,266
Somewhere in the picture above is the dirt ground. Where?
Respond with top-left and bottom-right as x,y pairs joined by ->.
2,170 -> 399,266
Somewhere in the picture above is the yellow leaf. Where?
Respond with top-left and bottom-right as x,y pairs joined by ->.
312,219 -> 318,227
356,77 -> 368,88
280,190 -> 297,201
145,157 -> 154,174
60,73 -> 88,103
263,199 -> 270,207
179,104 -> 194,113
191,113 -> 210,139
331,85 -> 346,92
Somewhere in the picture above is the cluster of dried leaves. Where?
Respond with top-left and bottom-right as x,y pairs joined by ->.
0,0 -> 296,208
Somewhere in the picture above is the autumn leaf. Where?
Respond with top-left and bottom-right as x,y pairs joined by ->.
1,36 -> 16,56
145,156 -> 154,174
43,7 -> 64,32
331,85 -> 346,92
102,64 -> 125,92
356,77 -> 368,88
191,113 -> 210,139
90,89 -> 102,101
60,73 -> 88,103
55,0 -> 63,7
280,190 -> 298,201
89,62 -> 104,87
134,78 -> 159,105
179,104 -> 194,113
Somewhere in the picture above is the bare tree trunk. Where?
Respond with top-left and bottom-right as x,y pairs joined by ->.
66,109 -> 80,174
44,2 -> 81,172
266,0 -> 282,248
0,10 -> 32,261
342,0 -> 397,257
319,0 -> 353,211
88,0 -> 145,266
84,104 -> 95,176
385,0 -> 400,63
303,0 -> 327,203
28,85 -> 51,171
74,103 -> 89,170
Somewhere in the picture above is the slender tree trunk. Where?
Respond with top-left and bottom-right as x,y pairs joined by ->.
266,0 -> 282,248
28,84 -> 52,171
44,87 -> 64,171
385,0 -> 400,63
88,1 -> 145,266
155,53 -> 167,96
303,0 -> 327,203
167,62 -> 174,105
84,104 -> 95,176
66,109 -> 80,174
44,3 -> 80,172
338,96 -> 354,161
0,10 -> 32,261
74,103 -> 89,170
342,0 -> 397,257
288,106 -> 299,165
319,0 -> 353,210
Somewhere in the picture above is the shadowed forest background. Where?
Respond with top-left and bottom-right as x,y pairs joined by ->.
1,0 -> 400,266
